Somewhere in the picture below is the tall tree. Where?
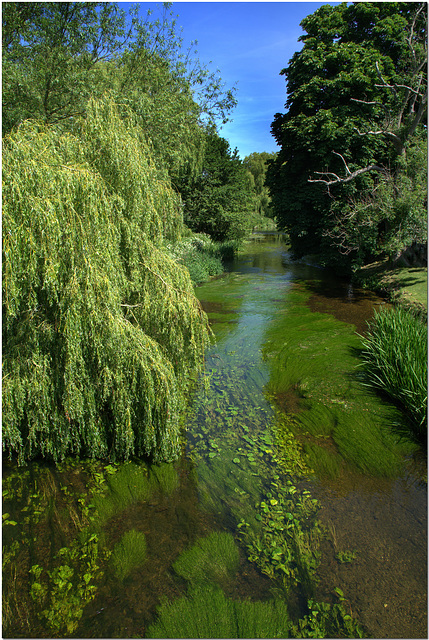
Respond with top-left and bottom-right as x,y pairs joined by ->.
268,2 -> 427,269
180,129 -> 257,241
243,151 -> 276,220
3,97 -> 210,464
2,2 -> 237,166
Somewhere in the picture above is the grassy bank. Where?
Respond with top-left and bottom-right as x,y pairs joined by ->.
167,233 -> 239,284
356,259 -> 427,319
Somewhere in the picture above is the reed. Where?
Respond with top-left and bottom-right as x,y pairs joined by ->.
359,307 -> 427,446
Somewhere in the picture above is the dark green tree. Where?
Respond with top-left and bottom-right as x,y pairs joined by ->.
268,2 -> 427,269
180,130 -> 257,241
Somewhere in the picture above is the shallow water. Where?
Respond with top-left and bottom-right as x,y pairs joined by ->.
3,236 -> 427,638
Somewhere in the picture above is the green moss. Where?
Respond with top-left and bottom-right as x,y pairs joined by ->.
147,586 -> 290,639
173,532 -> 239,588
111,529 -> 147,581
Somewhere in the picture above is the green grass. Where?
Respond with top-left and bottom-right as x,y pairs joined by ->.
360,307 -> 427,447
173,532 -> 240,588
147,586 -> 290,639
111,529 -> 147,581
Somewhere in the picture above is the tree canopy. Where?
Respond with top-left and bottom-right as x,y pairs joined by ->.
179,129 -> 257,241
3,98 -> 210,464
267,2 -> 427,269
3,2 -> 243,464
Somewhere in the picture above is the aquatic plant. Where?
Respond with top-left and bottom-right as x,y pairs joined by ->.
336,549 -> 358,564
147,585 -> 290,638
29,531 -> 107,636
173,531 -> 239,588
2,97 -> 210,464
240,479 -> 322,598
111,529 -> 147,581
263,286 -> 412,476
91,462 -> 152,524
150,462 -> 179,494
291,595 -> 365,638
359,307 -> 427,447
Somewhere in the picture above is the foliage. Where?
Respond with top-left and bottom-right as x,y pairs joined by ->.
29,531 -> 108,636
359,307 -> 427,446
2,2 -> 237,191
268,2 -> 427,269
173,531 -> 239,588
2,97 -> 210,464
243,151 -> 277,220
180,129 -> 257,241
291,595 -> 365,639
110,529 -> 147,581
167,234 -> 226,284
147,585 -> 291,639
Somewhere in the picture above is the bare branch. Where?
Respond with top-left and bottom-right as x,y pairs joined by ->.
309,152 -> 388,187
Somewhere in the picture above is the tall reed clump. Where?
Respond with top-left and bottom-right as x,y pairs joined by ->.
3,97 -> 210,464
359,307 -> 427,447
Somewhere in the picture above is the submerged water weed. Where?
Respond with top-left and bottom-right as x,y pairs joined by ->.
149,462 -> 179,494
359,307 -> 427,447
291,596 -> 365,638
110,529 -> 147,581
173,531 -> 239,588
263,285 -> 412,476
239,479 -> 322,598
147,585 -> 290,639
336,549 -> 358,564
29,531 -> 108,636
91,462 -> 152,525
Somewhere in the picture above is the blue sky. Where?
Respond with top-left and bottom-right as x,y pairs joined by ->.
131,2 -> 339,159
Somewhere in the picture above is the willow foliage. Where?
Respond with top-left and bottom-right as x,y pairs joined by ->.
3,98 -> 210,464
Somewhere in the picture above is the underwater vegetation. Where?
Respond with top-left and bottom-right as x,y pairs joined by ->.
111,529 -> 147,581
262,287 -> 416,477
359,306 -> 427,447
173,531 -> 239,588
147,585 -> 291,638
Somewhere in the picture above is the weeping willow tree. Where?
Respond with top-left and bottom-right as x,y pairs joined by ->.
3,97 -> 210,464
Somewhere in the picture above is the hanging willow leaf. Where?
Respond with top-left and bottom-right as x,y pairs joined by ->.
3,97 -> 210,464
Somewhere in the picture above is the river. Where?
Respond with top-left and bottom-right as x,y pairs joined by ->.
2,235 -> 427,638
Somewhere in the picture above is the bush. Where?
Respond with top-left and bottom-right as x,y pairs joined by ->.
360,307 -> 427,446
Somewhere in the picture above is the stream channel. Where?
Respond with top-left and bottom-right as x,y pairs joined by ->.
2,234 -> 427,638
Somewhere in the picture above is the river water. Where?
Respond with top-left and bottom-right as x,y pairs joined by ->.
3,235 -> 427,638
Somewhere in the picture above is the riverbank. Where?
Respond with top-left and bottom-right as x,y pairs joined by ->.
355,259 -> 427,319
